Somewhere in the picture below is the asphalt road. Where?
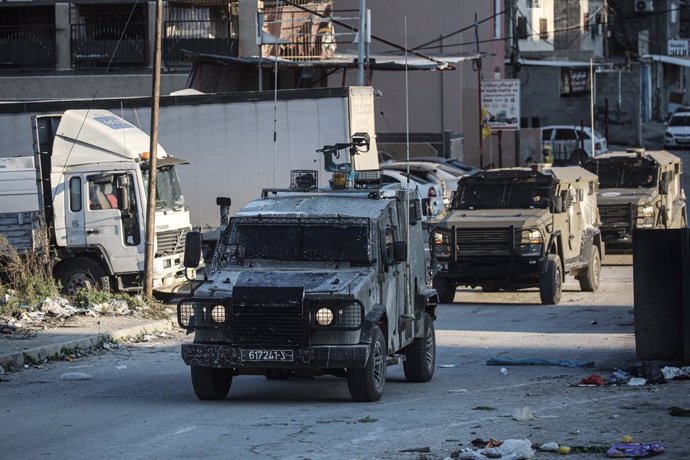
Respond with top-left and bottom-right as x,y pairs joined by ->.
2,264 -> 689,459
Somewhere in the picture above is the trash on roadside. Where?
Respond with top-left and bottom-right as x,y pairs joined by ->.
60,372 -> 93,381
661,366 -> 690,380
621,435 -> 634,443
0,322 -> 17,334
628,363 -> 665,384
447,388 -> 468,393
627,377 -> 647,386
608,369 -> 631,385
472,406 -> 497,411
606,441 -> 664,458
559,445 -> 571,455
486,357 -> 594,368
0,364 -> 4,375
438,364 -> 458,368
512,406 -> 536,421
539,442 -> 560,452
668,406 -> 690,417
579,374 -> 607,386
399,446 -> 430,453
500,367 -> 508,375
459,439 -> 534,460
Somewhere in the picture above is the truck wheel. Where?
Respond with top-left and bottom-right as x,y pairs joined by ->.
58,258 -> 107,296
579,247 -> 601,292
433,276 -> 456,304
539,254 -> 562,305
403,313 -> 436,383
347,326 -> 386,402
191,366 -> 232,400
265,369 -> 290,380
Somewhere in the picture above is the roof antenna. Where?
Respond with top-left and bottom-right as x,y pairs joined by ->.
273,35 -> 279,187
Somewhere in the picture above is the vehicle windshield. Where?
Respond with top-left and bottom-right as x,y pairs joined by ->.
588,161 -> 657,188
454,176 -> 554,210
217,217 -> 372,266
142,165 -> 186,209
669,114 -> 690,127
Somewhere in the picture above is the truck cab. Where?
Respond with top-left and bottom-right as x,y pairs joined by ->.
584,149 -> 687,252
430,166 -> 603,305
177,138 -> 438,402
31,110 -> 192,293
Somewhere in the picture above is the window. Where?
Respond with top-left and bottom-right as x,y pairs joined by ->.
542,128 -> 553,142
539,18 -> 548,40
517,17 -> 528,39
69,177 -> 82,212
555,129 -> 578,141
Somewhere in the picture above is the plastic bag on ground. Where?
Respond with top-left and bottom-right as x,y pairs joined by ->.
607,441 -> 664,457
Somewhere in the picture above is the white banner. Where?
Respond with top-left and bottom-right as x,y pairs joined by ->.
481,79 -> 520,131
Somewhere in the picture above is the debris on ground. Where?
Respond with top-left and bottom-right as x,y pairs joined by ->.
512,407 -> 536,421
578,374 -> 607,386
539,442 -> 560,452
486,357 -> 595,368
399,446 -> 431,453
606,441 -> 664,457
661,366 -> 690,380
668,407 -> 690,417
60,372 -> 93,381
455,439 -> 534,460
627,377 -> 647,386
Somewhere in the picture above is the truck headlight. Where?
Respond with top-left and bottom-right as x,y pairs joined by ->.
178,302 -> 194,328
432,228 -> 453,260
211,305 -> 226,323
521,229 -> 544,256
641,205 -> 655,218
315,307 -> 334,326
639,205 -> 655,227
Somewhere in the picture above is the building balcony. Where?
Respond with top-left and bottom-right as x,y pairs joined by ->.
0,24 -> 56,70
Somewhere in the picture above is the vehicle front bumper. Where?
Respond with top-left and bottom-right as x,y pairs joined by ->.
181,343 -> 369,369
438,255 -> 544,285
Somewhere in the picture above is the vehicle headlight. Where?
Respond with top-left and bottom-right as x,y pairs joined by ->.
641,205 -> 655,218
178,302 -> 193,328
528,229 -> 544,245
211,305 -> 226,323
521,229 -> 544,256
665,131 -> 673,138
315,307 -> 334,326
432,228 -> 454,260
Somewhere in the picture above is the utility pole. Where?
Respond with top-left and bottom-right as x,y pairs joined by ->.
510,0 -> 521,166
357,0 -> 366,85
144,0 -> 163,297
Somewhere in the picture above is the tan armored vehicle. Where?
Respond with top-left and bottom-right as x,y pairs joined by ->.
430,166 -> 603,305
584,149 -> 686,252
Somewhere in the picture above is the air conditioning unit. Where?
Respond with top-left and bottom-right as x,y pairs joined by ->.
635,0 -> 654,13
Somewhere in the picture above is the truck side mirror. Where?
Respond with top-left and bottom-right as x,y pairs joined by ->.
184,231 -> 203,268
660,177 -> 670,195
393,241 -> 407,263
552,194 -> 564,214
116,175 -> 130,211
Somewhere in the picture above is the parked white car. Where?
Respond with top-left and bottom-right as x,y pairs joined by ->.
382,161 -> 469,205
664,111 -> 690,149
541,125 -> 608,159
380,168 -> 444,216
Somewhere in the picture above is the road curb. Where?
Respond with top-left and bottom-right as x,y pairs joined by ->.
0,317 -> 176,370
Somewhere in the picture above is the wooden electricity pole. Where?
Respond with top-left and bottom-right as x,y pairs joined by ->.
144,0 -> 163,297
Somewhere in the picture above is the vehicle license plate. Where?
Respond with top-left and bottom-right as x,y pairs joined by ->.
241,349 -> 294,362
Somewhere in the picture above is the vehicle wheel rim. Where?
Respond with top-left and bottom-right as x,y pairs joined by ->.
372,341 -> 384,390
65,272 -> 96,296
425,327 -> 434,370
593,254 -> 601,286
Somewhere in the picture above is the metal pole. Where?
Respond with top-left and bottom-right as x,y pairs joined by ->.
357,0 -> 366,85
590,58 -> 595,157
144,0 -> 163,297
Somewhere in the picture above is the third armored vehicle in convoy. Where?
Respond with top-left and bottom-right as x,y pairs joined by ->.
177,135 -> 437,402
584,149 -> 686,252
430,166 -> 603,305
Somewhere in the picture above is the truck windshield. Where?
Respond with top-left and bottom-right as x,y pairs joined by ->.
218,217 -> 372,265
142,165 -> 186,209
587,161 -> 657,189
454,177 -> 553,210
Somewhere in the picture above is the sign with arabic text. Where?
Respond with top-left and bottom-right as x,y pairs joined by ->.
480,79 -> 520,131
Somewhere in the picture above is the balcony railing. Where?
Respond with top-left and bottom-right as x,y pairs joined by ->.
163,19 -> 238,68
70,22 -> 148,68
0,25 -> 56,69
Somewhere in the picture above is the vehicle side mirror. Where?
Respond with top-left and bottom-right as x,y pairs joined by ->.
393,241 -> 407,263
216,196 -> 232,227
660,177 -> 670,195
184,231 -> 203,268
552,193 -> 565,213
116,176 -> 130,212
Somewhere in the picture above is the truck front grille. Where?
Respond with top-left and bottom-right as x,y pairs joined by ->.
456,228 -> 514,256
156,228 -> 188,256
231,286 -> 306,347
599,204 -> 632,230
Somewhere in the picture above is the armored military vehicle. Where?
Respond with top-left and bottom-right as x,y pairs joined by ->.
177,135 -> 438,402
430,166 -> 603,305
584,149 -> 686,252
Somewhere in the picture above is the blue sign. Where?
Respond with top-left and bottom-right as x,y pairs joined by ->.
94,116 -> 133,130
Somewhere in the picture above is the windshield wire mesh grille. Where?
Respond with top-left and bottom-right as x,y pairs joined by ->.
455,179 -> 553,210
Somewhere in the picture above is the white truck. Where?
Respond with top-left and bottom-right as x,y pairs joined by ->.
0,109 -> 192,295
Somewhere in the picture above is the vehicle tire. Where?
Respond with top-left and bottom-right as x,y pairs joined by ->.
191,366 -> 232,400
579,246 -> 601,292
347,326 -> 386,402
433,276 -> 456,304
403,313 -> 436,383
265,369 -> 290,380
57,258 -> 107,297
539,254 -> 562,305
